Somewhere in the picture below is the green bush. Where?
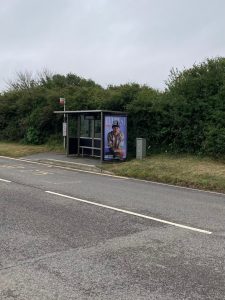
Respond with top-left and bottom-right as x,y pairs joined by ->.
1,58 -> 225,157
203,126 -> 225,156
23,127 -> 41,145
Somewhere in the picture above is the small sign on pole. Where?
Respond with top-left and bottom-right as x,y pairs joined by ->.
63,122 -> 67,137
59,98 -> 65,105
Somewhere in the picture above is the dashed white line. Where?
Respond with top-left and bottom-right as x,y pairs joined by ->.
45,190 -> 212,235
0,178 -> 11,183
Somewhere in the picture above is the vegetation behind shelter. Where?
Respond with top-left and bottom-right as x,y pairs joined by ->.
0,57 -> 225,158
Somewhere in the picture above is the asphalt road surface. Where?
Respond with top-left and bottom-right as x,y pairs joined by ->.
0,156 -> 225,300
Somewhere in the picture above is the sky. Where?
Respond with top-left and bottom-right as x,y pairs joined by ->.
0,0 -> 225,92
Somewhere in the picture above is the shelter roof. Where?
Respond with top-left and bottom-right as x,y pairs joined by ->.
54,110 -> 127,115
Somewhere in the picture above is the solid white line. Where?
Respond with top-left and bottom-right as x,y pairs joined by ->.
45,158 -> 95,167
1,155 -> 225,197
0,178 -> 11,183
45,190 -> 212,235
0,156 -> 128,179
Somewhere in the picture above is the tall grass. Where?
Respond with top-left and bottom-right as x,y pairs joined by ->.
103,154 -> 225,193
0,141 -> 64,157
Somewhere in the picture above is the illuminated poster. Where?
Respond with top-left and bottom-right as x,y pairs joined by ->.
104,115 -> 127,161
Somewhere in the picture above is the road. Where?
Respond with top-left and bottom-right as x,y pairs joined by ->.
0,156 -> 225,299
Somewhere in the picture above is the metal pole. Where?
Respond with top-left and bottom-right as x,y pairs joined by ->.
100,111 -> 104,162
64,99 -> 66,149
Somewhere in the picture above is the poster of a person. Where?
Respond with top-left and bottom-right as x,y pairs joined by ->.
107,120 -> 124,158
104,117 -> 127,160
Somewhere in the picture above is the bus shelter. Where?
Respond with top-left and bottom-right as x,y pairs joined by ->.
54,110 -> 127,162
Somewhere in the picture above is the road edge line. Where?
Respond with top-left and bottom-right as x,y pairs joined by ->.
1,155 -> 225,197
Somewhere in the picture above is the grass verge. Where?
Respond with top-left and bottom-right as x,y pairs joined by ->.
1,142 -> 225,193
102,154 -> 225,194
0,141 -> 64,158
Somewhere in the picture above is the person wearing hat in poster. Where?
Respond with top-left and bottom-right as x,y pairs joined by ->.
107,120 -> 124,159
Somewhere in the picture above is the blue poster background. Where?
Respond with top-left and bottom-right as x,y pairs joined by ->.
104,115 -> 127,160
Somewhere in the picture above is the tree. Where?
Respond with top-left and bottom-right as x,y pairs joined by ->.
165,57 -> 225,154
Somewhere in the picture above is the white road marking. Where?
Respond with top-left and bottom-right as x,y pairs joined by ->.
0,178 -> 11,183
45,190 -> 212,235
44,158 -> 95,167
0,156 -> 128,179
33,169 -> 53,175
1,155 -> 225,197
0,164 -> 25,169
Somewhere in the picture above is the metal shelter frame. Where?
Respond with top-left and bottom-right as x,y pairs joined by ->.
54,110 -> 127,162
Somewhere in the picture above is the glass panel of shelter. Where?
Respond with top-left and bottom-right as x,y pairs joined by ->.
79,115 -> 101,157
67,114 -> 78,155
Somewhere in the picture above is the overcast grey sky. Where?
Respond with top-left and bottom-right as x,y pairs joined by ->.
0,0 -> 224,92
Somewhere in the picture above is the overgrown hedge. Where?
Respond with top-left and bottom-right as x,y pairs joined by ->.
0,57 -> 225,156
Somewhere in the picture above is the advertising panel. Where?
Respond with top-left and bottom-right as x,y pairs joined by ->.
104,115 -> 127,161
